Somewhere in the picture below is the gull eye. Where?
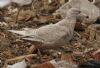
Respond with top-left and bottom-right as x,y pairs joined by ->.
86,16 -> 89,18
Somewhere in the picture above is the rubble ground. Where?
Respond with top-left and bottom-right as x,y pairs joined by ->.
0,0 -> 100,68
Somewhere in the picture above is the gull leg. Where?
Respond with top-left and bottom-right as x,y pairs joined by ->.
15,7 -> 22,23
37,48 -> 43,63
30,0 -> 34,10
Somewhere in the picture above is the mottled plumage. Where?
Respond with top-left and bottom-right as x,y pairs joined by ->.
8,8 -> 87,48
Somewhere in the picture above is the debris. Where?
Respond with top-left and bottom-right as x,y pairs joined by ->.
16,10 -> 34,21
48,0 -> 52,4
59,0 -> 66,5
0,0 -> 100,68
79,60 -> 100,68
0,22 -> 8,27
7,60 -> 27,68
6,54 -> 37,62
61,54 -> 74,64
84,48 -> 94,53
50,60 -> 78,68
87,24 -> 100,41
31,60 -> 78,68
92,49 -> 100,60
11,0 -> 33,23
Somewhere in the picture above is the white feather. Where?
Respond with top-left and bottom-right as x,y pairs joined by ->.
8,30 -> 26,36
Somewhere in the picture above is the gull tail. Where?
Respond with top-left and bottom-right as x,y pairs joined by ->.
8,30 -> 26,36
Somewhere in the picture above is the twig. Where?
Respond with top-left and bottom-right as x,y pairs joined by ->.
6,54 -> 37,62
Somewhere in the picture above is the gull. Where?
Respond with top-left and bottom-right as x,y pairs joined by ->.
91,0 -> 100,8
0,0 -> 11,8
0,0 -> 11,15
55,0 -> 100,23
8,8 -> 87,49
0,0 -> 11,22
0,0 -> 33,23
